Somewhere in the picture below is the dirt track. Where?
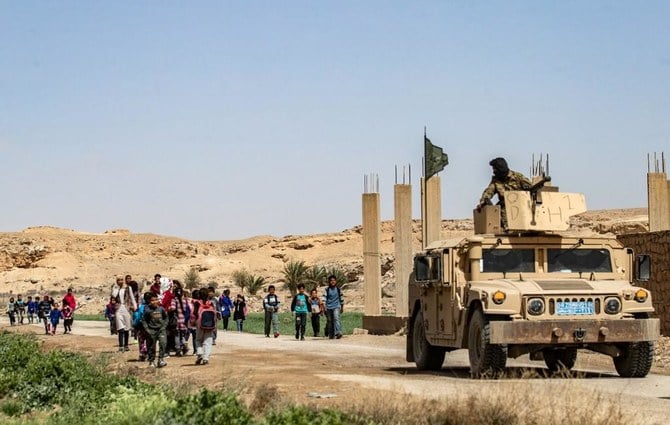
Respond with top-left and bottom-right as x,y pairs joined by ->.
4,319 -> 670,424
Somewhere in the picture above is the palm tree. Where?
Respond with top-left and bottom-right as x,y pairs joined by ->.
325,266 -> 350,289
304,265 -> 327,291
246,274 -> 266,296
282,259 -> 308,296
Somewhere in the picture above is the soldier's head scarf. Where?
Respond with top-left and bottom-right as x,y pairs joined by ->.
489,157 -> 509,181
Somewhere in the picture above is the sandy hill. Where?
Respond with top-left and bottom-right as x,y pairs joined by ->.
0,209 -> 648,314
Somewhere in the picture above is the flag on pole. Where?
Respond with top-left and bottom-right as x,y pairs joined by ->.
424,134 -> 449,179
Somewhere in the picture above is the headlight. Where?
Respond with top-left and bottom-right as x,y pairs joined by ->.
492,291 -> 506,305
605,297 -> 621,314
634,289 -> 648,303
527,298 -> 545,316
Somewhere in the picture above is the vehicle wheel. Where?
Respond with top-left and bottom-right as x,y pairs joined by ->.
543,348 -> 577,372
412,310 -> 446,371
613,342 -> 654,378
468,309 -> 507,377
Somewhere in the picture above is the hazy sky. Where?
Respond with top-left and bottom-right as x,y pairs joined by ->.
1,1 -> 668,240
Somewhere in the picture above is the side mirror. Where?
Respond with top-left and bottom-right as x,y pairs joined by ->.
636,255 -> 651,281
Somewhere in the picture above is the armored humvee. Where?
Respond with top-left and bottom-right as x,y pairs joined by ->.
406,180 -> 660,377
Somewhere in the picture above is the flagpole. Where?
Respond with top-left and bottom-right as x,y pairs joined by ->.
422,127 -> 427,250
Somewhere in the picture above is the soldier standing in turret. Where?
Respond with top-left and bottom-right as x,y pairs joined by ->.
476,157 -> 532,229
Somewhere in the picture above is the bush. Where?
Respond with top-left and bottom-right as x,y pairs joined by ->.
232,269 -> 251,293
184,268 -> 202,289
159,389 -> 252,425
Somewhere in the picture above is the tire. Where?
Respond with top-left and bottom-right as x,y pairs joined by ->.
412,310 -> 446,371
613,341 -> 654,378
468,309 -> 507,377
543,348 -> 577,372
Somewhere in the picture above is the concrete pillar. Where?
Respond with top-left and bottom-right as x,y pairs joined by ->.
421,176 -> 442,247
648,173 -> 670,231
394,184 -> 412,317
362,192 -> 382,315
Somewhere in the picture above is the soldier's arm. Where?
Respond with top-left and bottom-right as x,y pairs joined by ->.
479,179 -> 496,204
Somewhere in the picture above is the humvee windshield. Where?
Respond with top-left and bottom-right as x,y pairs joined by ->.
482,249 -> 535,273
548,249 -> 612,273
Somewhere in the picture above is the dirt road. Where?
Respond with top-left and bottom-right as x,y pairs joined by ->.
6,319 -> 670,424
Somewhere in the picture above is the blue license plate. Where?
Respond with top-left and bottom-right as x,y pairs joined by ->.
556,301 -> 594,315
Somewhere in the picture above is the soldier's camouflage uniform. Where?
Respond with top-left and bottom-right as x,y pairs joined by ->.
479,171 -> 532,229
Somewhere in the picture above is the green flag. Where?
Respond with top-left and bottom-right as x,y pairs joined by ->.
424,135 -> 449,179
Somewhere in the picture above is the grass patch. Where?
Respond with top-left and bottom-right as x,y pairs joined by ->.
74,314 -> 107,321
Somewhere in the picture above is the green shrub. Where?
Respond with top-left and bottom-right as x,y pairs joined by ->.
232,269 -> 251,293
264,406 -> 352,425
159,389 -> 252,425
184,268 -> 202,290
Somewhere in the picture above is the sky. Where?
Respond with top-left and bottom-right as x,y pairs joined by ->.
1,1 -> 669,240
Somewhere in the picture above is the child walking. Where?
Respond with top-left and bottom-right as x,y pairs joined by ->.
104,297 -> 117,335
62,304 -> 74,334
6,297 -> 17,326
49,302 -> 63,335
169,287 -> 190,356
291,284 -> 310,340
219,289 -> 234,331
309,288 -> 325,337
263,286 -> 281,338
141,293 -> 168,368
192,288 -> 217,365
38,295 -> 52,334
233,294 -> 247,332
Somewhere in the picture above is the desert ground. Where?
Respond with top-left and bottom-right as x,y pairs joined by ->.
1,318 -> 669,425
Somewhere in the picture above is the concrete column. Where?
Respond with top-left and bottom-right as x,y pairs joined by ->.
648,173 -> 670,231
362,192 -> 382,315
394,184 -> 412,317
421,176 -> 442,247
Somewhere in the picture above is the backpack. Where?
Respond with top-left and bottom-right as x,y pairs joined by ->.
195,301 -> 217,330
133,304 -> 146,329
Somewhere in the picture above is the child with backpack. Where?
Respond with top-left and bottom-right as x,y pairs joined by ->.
104,296 -> 117,335
49,302 -> 63,335
291,284 -> 310,340
233,294 -> 247,332
27,296 -> 38,324
263,286 -> 281,338
169,287 -> 191,356
6,297 -> 17,326
219,289 -> 234,331
191,287 -> 217,365
62,304 -> 74,334
38,295 -> 52,334
309,288 -> 325,337
133,292 -> 151,361
141,292 -> 168,368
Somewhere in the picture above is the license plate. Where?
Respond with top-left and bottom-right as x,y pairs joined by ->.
556,301 -> 594,315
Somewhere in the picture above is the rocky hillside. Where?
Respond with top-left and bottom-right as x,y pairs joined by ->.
0,209 -> 648,314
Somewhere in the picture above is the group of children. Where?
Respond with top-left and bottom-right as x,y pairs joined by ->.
105,278 -> 249,368
263,276 -> 344,341
5,291 -> 76,335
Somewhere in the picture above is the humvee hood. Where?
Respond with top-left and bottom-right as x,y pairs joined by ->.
477,279 -> 630,295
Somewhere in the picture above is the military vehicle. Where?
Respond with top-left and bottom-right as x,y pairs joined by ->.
406,177 -> 660,377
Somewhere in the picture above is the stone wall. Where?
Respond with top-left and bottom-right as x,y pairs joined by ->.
618,231 -> 670,335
